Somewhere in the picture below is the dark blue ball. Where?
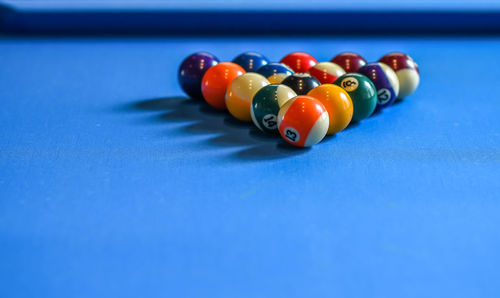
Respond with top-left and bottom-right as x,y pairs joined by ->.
178,52 -> 219,99
232,52 -> 269,72
256,62 -> 294,84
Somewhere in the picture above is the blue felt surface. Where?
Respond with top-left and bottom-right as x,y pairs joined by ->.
1,36 -> 500,298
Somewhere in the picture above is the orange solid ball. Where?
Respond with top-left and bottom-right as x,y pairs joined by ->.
307,84 -> 353,135
201,62 -> 245,110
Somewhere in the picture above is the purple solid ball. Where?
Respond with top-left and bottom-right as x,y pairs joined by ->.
178,52 -> 219,99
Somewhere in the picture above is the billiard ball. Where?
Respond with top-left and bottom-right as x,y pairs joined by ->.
333,73 -> 377,122
251,84 -> 297,133
281,73 -> 320,95
225,73 -> 270,122
201,62 -> 245,110
358,63 -> 397,111
278,95 -> 329,147
377,62 -> 400,98
379,53 -> 420,99
232,52 -> 269,72
178,52 -> 219,99
280,52 -> 318,73
307,84 -> 353,135
331,52 -> 367,73
256,63 -> 294,84
307,62 -> 345,84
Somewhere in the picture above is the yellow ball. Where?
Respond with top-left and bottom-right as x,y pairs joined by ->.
267,73 -> 291,84
307,84 -> 353,135
225,73 -> 270,122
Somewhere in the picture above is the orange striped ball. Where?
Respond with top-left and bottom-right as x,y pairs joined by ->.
277,95 -> 329,147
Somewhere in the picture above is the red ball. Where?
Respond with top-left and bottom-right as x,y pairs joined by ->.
307,62 -> 345,84
331,52 -> 367,73
280,52 -> 318,73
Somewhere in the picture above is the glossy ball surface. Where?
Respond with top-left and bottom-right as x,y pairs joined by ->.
178,52 -> 219,99
251,84 -> 297,133
331,52 -> 367,73
256,63 -> 294,84
377,62 -> 400,97
333,73 -> 377,122
278,96 -> 329,147
225,73 -> 270,122
232,52 -> 269,72
308,62 -> 346,84
307,84 -> 353,135
358,63 -> 397,111
201,62 -> 245,110
280,52 -> 318,73
281,73 -> 320,95
379,52 -> 420,99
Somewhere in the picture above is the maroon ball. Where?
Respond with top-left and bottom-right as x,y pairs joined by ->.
331,52 -> 367,73
379,52 -> 420,74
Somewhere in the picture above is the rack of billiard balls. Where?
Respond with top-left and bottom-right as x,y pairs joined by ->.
178,51 -> 420,147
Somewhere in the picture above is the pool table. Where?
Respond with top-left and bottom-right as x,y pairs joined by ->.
1,2 -> 500,298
